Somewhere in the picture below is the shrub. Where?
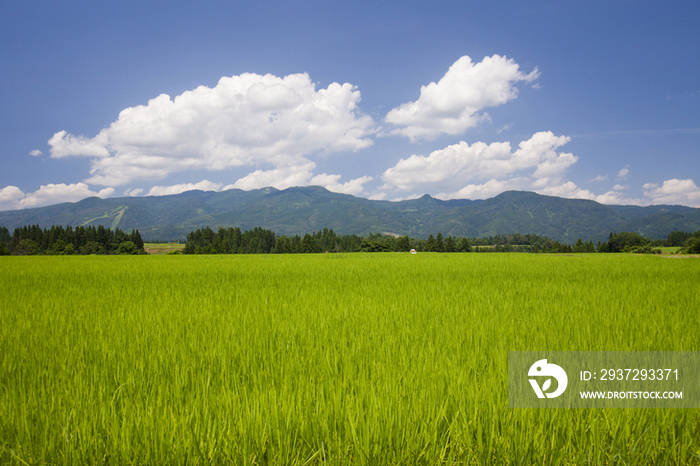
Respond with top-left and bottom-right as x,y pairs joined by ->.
629,245 -> 661,254
680,237 -> 700,255
116,241 -> 138,255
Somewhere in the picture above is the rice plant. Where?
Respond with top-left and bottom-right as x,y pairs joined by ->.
1,253 -> 698,465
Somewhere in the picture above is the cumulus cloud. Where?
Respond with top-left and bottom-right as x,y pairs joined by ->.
643,179 -> 700,206
534,181 -> 595,199
309,173 -> 374,196
525,134 -> 576,178
379,130 -> 655,205
0,183 -> 114,210
384,55 -> 539,141
432,176 -> 645,205
593,190 -> 641,205
0,186 -> 25,210
225,158 -> 317,191
29,149 -> 43,157
590,175 -> 609,182
221,156 -> 373,196
510,181 -> 641,205
539,183 -> 644,205
436,178 -> 530,200
22,183 -> 114,208
389,193 -> 423,202
368,192 -> 388,201
124,188 -> 143,197
48,131 -> 111,158
382,131 -> 574,193
148,180 -> 223,196
617,166 -> 630,179
48,72 -> 375,186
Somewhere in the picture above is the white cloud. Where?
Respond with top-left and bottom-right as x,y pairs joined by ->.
309,173 -> 374,196
48,131 -> 111,158
22,184 -> 114,208
389,193 -> 423,202
384,55 -> 539,141
534,183 -> 645,205
496,123 -> 513,134
124,188 -> 143,197
379,130 -> 664,205
617,166 -> 630,179
535,181 -> 596,200
368,192 -> 387,201
594,190 -> 641,205
436,178 -> 530,200
226,158 -> 317,191
148,180 -> 223,196
434,177 -> 646,205
29,149 -> 43,157
0,186 -> 25,211
525,134 -> 576,178
643,179 -> 700,206
220,156 -> 373,196
0,183 -> 115,210
381,131 -> 574,193
48,72 -> 375,186
590,175 -> 609,182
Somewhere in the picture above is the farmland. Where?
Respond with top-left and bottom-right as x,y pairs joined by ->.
1,253 -> 699,465
143,242 -> 186,255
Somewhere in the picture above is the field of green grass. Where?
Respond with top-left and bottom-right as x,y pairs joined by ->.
1,253 -> 699,465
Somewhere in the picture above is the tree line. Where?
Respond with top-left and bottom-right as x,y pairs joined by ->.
181,226 -> 700,255
180,227 -> 587,254
2,224 -> 697,256
183,227 -> 363,254
596,230 -> 700,254
0,225 -> 146,255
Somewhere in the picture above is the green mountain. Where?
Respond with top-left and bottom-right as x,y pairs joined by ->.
1,187 -> 698,243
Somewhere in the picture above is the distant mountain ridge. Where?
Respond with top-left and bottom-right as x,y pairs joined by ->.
1,187 -> 698,243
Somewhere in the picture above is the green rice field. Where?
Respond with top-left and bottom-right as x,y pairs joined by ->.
1,253 -> 699,465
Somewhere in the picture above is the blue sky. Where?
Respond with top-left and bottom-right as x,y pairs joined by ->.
1,0 -> 699,210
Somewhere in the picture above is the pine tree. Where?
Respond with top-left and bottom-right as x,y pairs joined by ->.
396,236 -> 410,252
436,233 -> 445,252
425,234 -> 437,252
130,230 -> 145,251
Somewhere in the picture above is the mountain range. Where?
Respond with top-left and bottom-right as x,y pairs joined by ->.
1,187 -> 699,243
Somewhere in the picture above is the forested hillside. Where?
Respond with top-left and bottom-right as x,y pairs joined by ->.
1,187 -> 699,243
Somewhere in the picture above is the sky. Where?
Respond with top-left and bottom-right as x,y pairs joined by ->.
1,0 -> 699,210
